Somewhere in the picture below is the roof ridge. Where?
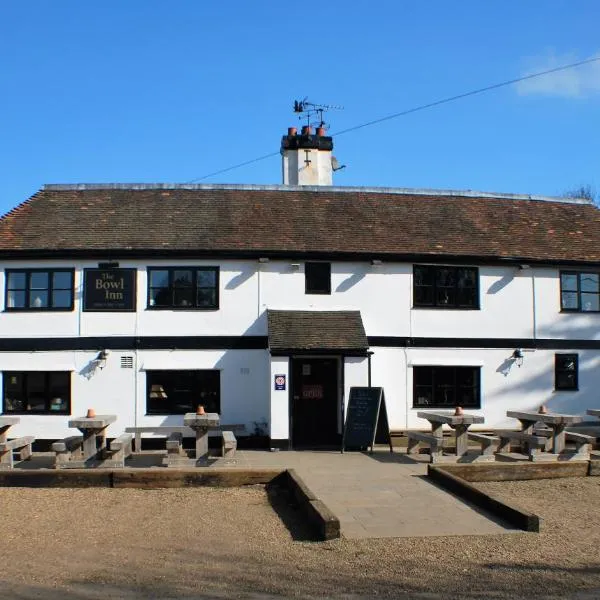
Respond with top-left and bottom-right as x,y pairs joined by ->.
41,183 -> 593,205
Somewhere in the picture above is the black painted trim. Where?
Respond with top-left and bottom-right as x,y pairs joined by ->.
268,438 -> 290,450
0,336 -> 268,352
1,248 -> 600,269
0,335 -> 599,352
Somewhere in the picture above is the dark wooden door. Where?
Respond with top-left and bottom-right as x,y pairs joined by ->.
291,358 -> 339,447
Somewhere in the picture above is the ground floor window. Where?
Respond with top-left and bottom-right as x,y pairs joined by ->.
146,370 -> 220,415
555,354 -> 578,391
2,371 -> 71,414
413,366 -> 480,409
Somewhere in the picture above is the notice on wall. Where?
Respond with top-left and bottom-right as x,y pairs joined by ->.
274,374 -> 286,391
83,269 -> 136,311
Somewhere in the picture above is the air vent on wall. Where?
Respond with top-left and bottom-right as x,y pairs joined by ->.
120,356 -> 134,369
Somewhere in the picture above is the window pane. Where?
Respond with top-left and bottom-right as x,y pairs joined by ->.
7,272 -> 26,290
173,270 -> 193,287
52,290 -> 72,308
197,269 -> 216,287
29,291 -> 48,308
30,272 -> 49,289
436,288 -> 455,306
580,293 -> 599,312
149,270 -> 169,288
149,287 -> 171,307
561,291 -> 578,310
414,286 -> 433,305
414,266 -> 433,286
436,268 -> 455,287
414,367 -> 433,385
174,288 -> 194,307
53,272 -> 72,289
7,290 -> 25,308
580,273 -> 599,293
457,268 -> 477,288
457,288 -> 477,307
305,262 -> 331,294
561,273 -> 578,291
414,386 -> 433,407
434,385 -> 455,406
556,372 -> 577,389
197,288 -> 216,307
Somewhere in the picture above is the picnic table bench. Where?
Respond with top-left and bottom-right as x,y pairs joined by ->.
0,416 -> 35,470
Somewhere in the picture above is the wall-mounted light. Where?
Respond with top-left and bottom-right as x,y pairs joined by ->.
518,264 -> 531,271
92,350 -> 110,370
512,348 -> 524,368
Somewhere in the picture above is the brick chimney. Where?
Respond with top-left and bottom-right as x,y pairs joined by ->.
281,125 -> 334,186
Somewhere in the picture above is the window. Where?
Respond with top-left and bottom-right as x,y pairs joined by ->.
147,267 -> 219,309
555,354 -> 578,391
146,370 -> 220,415
413,265 -> 479,309
3,371 -> 71,414
5,269 -> 74,311
305,262 -> 331,295
413,366 -> 481,409
560,271 -> 600,312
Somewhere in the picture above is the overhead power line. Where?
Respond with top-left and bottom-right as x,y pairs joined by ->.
188,55 -> 600,183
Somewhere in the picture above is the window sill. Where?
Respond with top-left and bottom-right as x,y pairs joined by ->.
145,307 -> 219,311
4,308 -> 74,313
412,306 -> 480,311
2,411 -> 71,416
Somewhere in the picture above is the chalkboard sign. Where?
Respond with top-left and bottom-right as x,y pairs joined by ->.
342,387 -> 392,453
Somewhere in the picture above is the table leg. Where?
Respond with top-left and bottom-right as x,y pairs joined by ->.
518,419 -> 535,435
454,424 -> 469,457
81,431 -> 97,460
552,424 -> 567,453
431,422 -> 444,459
195,427 -> 209,461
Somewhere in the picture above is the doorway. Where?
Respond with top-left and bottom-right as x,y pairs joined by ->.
291,357 -> 340,448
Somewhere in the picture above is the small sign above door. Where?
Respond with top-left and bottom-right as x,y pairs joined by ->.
274,374 -> 286,391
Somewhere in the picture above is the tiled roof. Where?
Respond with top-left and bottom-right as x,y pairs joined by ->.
267,310 -> 368,353
1,185 -> 600,263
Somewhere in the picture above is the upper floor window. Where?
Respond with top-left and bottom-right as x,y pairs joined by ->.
413,366 -> 480,409
147,267 -> 219,310
3,371 -> 71,414
413,265 -> 479,309
555,354 -> 578,391
5,269 -> 74,311
560,271 -> 599,312
305,262 -> 331,295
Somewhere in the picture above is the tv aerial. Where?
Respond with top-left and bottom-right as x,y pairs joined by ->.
293,97 -> 343,129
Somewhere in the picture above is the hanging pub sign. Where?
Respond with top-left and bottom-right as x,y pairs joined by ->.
83,268 -> 136,311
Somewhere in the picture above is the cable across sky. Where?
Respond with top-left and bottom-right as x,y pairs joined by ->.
188,55 -> 600,183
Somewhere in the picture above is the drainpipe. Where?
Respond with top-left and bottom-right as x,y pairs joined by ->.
367,351 -> 374,387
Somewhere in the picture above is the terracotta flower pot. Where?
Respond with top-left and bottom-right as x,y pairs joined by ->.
538,404 -> 548,414
196,405 -> 205,415
454,406 -> 464,416
86,408 -> 96,418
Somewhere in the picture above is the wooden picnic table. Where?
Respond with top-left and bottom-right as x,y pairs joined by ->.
416,410 -> 484,459
506,410 -> 583,454
183,412 -> 220,463
0,416 -> 20,444
68,414 -> 117,461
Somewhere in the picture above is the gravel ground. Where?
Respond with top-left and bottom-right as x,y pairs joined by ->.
1,478 -> 600,599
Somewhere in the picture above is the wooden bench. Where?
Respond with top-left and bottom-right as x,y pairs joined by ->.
0,436 -> 35,469
467,432 -> 500,461
565,431 -> 594,458
125,424 -> 246,452
497,431 -> 549,460
221,431 -> 237,458
406,431 -> 442,460
105,433 -> 133,467
52,435 -> 84,468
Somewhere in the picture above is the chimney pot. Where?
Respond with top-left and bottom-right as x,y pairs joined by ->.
301,125 -> 312,136
288,127 -> 297,136
316,127 -> 325,137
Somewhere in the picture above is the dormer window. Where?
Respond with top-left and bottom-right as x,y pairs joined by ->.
305,262 -> 331,295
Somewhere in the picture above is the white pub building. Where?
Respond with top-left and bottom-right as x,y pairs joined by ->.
1,126 -> 600,448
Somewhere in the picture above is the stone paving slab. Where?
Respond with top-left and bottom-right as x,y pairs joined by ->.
234,448 -> 518,539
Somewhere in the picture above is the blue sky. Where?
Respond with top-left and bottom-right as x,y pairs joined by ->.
1,1 -> 599,215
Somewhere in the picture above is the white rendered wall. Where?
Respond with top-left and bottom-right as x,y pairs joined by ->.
269,356 -> 290,440
282,148 -> 333,186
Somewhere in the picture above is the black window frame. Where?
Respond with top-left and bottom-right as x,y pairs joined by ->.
555,353 -> 578,391
413,366 -> 481,409
2,371 -> 71,415
305,262 -> 331,295
146,266 -> 219,310
4,268 -> 75,312
560,271 -> 600,313
146,370 -> 221,415
413,265 -> 479,309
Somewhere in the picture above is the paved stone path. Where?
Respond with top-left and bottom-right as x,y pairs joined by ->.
230,449 -> 517,539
